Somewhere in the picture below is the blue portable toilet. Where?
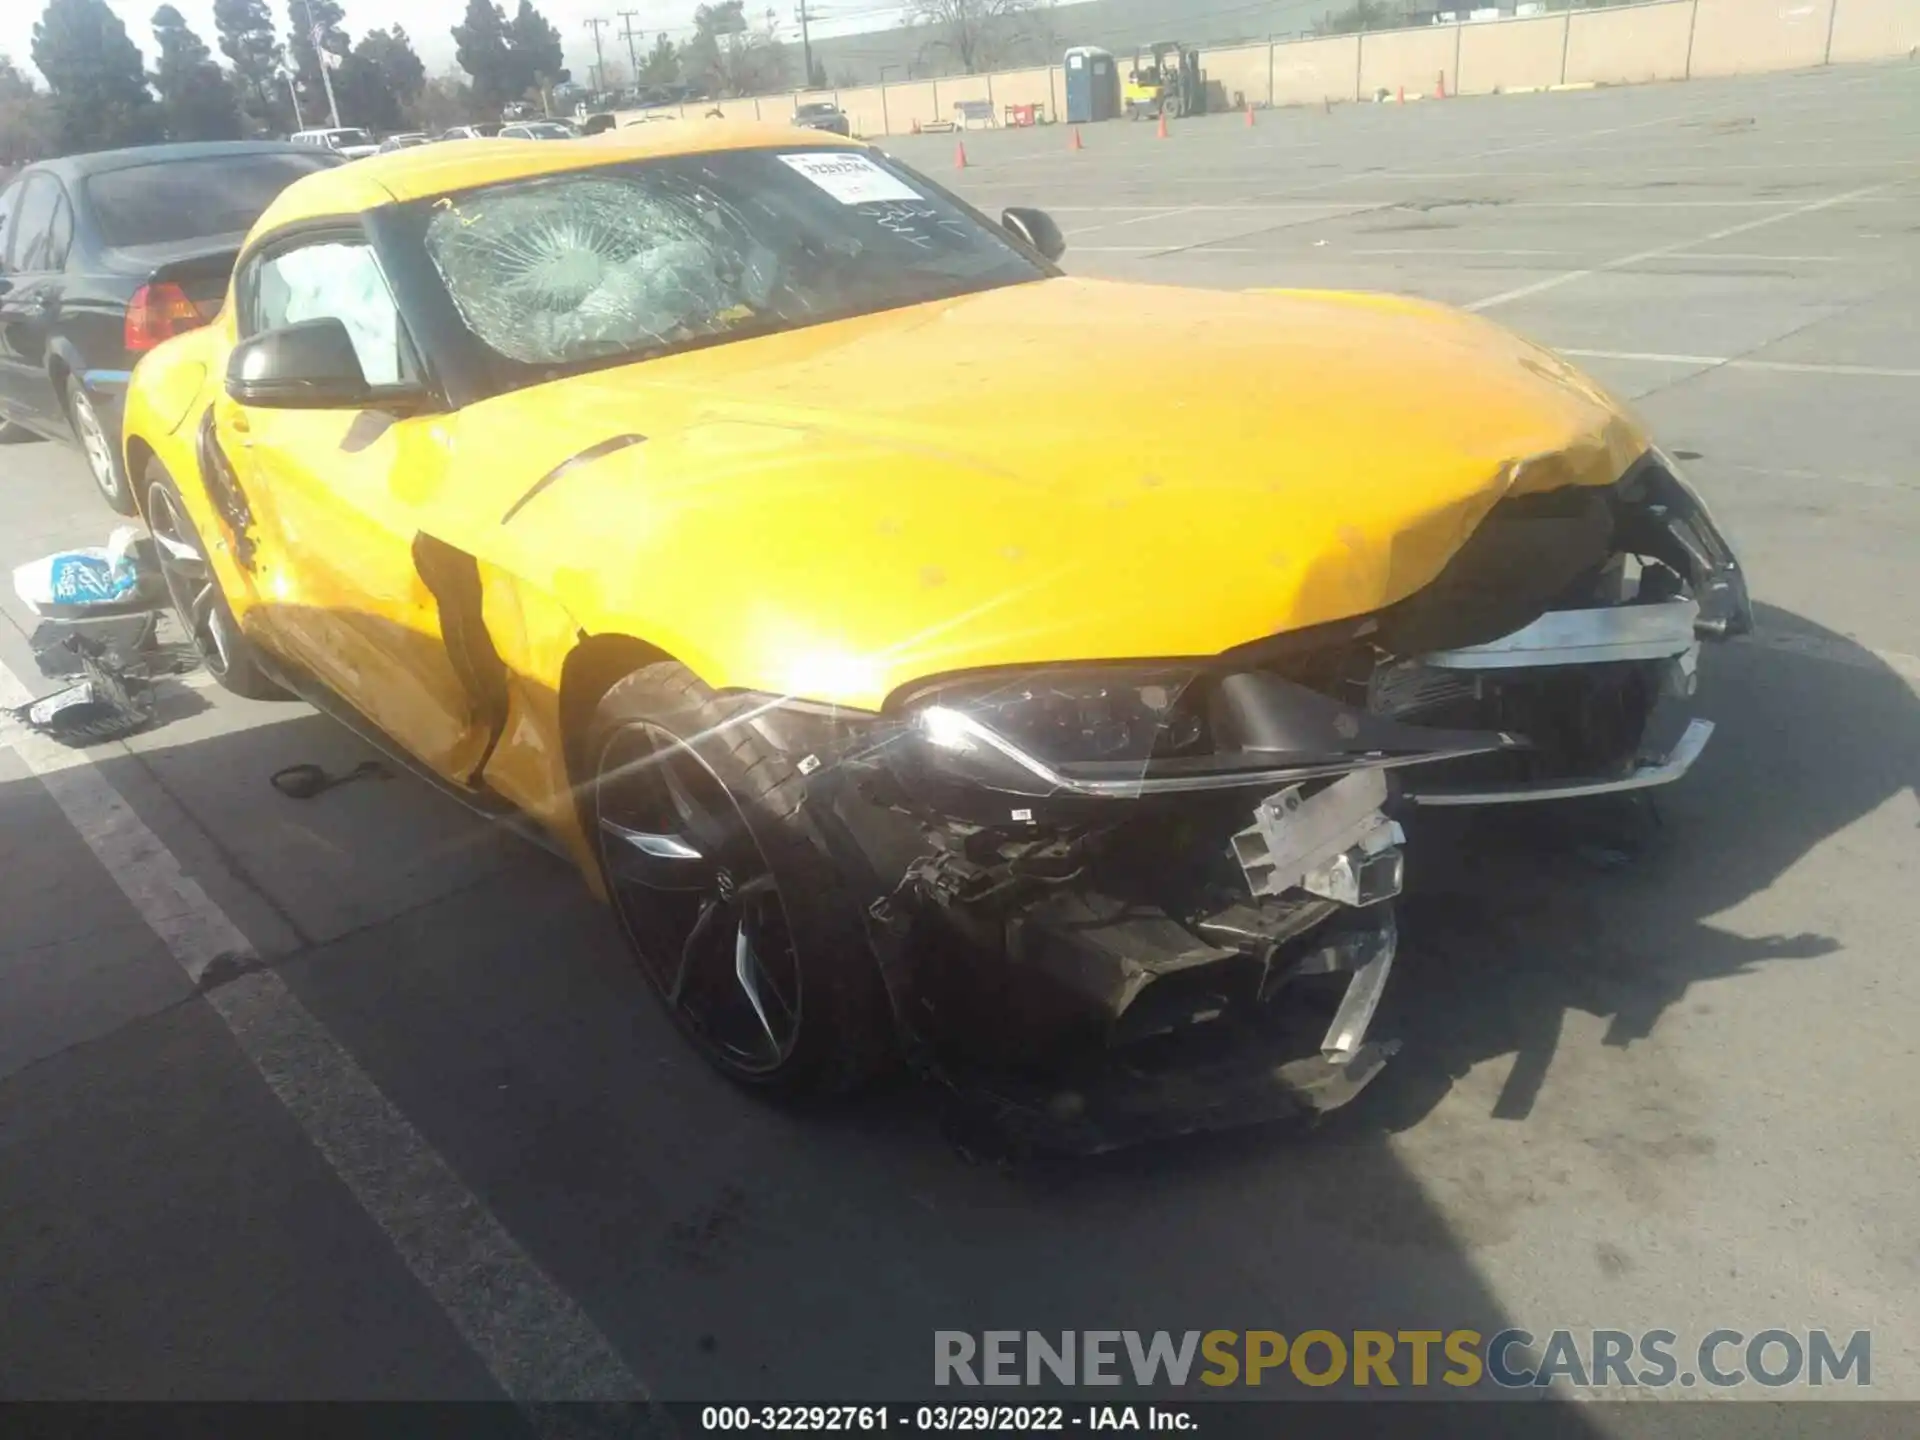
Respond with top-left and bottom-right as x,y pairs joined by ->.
1063,46 -> 1118,124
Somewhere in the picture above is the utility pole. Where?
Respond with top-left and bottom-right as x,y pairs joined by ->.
299,0 -> 342,128
619,11 -> 642,89
797,0 -> 815,89
279,66 -> 305,131
585,16 -> 611,96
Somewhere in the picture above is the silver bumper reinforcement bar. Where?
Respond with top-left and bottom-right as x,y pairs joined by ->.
1405,716 -> 1715,807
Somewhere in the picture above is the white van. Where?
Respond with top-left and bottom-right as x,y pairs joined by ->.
290,127 -> 380,160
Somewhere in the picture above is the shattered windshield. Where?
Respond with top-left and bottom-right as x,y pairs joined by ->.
418,147 -> 1044,377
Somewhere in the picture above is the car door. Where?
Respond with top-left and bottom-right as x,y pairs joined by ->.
0,173 -> 72,431
224,229 -> 496,782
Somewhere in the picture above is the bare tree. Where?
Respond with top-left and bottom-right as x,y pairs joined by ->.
911,0 -> 1034,75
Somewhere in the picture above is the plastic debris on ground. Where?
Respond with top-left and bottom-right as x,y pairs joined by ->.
16,633 -> 158,745
9,531 -> 179,746
11,527 -> 166,619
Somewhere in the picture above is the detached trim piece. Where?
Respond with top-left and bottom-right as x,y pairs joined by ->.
1421,598 -> 1699,670
1406,716 -> 1714,806
500,433 -> 646,524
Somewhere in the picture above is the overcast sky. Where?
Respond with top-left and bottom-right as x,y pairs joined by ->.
4,0 -> 911,88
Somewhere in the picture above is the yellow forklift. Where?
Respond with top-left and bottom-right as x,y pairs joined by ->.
1123,42 -> 1207,120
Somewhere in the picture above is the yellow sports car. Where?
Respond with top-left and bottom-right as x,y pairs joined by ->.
121,125 -> 1748,1146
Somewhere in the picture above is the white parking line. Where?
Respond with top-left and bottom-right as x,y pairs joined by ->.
1354,250 -> 1843,262
1464,181 -> 1902,312
0,661 -> 650,1414
1558,348 -> 1920,380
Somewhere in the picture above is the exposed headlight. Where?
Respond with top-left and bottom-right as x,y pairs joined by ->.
892,666 -> 1518,803
903,666 -> 1209,796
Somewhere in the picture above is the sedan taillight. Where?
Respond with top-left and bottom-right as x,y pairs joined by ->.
125,281 -> 206,352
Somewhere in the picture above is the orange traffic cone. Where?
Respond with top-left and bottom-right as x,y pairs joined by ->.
1155,109 -> 1169,139
1069,125 -> 1083,151
954,139 -> 968,168
911,118 -> 920,134
1323,95 -> 1332,115
1397,85 -> 1405,104
1245,101 -> 1255,127
1435,69 -> 1447,99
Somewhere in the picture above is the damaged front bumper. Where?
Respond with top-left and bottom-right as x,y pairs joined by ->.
751,449 -> 1748,1149
1387,597 -> 1717,805
795,725 -> 1454,1152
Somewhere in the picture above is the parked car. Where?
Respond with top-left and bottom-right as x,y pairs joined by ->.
0,141 -> 342,512
498,121 -> 576,140
291,127 -> 380,160
441,123 -> 505,141
378,132 -> 432,152
577,113 -> 618,136
792,101 -> 851,136
119,129 -> 1748,1145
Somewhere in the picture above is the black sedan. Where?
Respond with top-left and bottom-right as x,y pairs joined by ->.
792,102 -> 852,136
0,142 -> 342,513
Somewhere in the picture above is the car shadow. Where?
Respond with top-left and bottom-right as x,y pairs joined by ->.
17,598 -> 1904,1408
1351,600 -> 1917,1135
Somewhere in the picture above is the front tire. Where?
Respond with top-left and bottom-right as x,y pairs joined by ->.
585,662 -> 892,1093
142,459 -> 284,700
66,375 -> 135,515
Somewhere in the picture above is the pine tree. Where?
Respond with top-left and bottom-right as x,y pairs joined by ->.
151,5 -> 241,141
640,33 -> 678,88
212,0 -> 285,133
0,54 -> 60,164
506,0 -> 563,105
30,0 -> 158,153
451,0 -> 513,114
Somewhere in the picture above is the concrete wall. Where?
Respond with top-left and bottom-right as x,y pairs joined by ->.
1203,42 -> 1274,108
882,79 -> 942,132
994,66 -> 1059,117
630,2 -> 1915,139
1564,2 -> 1696,84
1359,24 -> 1461,99
1271,34 -> 1361,106
1692,0 -> 1836,75
834,85 -> 887,137
1828,0 -> 1920,61
1459,13 -> 1570,93
934,73 -> 993,116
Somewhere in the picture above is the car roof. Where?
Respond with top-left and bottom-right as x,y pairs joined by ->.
24,140 -> 319,183
250,122 -> 865,232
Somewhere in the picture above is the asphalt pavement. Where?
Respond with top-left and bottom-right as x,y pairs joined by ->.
0,61 -> 1916,1420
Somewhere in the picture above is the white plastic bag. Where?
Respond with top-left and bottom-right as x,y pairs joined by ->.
11,527 -> 151,616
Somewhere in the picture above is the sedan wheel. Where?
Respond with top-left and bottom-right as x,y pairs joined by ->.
594,721 -> 804,1078
67,380 -> 134,515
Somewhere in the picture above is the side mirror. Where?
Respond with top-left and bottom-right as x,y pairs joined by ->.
1002,206 -> 1066,263
226,317 -> 412,410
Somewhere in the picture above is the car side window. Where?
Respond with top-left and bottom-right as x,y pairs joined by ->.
43,190 -> 74,271
5,175 -> 60,273
249,239 -> 415,388
0,181 -> 19,272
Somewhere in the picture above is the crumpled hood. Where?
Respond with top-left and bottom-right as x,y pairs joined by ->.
462,277 -> 1648,711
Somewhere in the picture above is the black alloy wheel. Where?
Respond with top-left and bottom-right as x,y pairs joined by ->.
143,463 -> 282,699
593,720 -> 805,1079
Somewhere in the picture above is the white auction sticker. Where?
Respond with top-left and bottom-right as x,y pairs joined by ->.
778,151 -> 922,204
